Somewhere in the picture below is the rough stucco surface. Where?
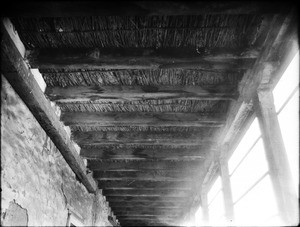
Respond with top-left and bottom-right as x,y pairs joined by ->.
1,75 -> 111,226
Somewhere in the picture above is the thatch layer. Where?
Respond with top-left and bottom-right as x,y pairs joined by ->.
12,15 -> 262,49
40,68 -> 240,87
70,125 -> 215,133
58,99 -> 229,113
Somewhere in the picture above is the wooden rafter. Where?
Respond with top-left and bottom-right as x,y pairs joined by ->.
45,85 -> 237,103
1,18 -> 97,193
61,112 -> 225,127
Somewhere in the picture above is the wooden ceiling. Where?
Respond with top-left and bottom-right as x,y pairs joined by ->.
5,1 -> 295,226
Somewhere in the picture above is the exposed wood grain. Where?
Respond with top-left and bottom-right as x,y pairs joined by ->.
106,196 -> 189,203
98,180 -> 194,190
72,131 -> 213,146
27,48 -> 254,70
95,170 -> 197,180
254,90 -> 298,223
4,1 -> 291,17
112,207 -> 182,212
116,214 -> 178,218
88,160 -> 203,171
28,47 -> 258,64
45,85 -> 237,103
102,189 -> 191,197
108,201 -> 186,208
81,147 -> 206,161
61,112 -> 225,127
1,19 -> 97,193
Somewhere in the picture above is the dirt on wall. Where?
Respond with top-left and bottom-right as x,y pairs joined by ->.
1,75 -> 111,226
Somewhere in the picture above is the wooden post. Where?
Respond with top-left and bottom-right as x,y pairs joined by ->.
219,154 -> 235,224
254,89 -> 298,224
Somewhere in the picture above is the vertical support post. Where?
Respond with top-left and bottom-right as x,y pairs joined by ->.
200,192 -> 209,224
219,155 -> 235,224
254,89 -> 298,224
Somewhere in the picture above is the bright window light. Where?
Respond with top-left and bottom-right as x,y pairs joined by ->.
206,176 -> 226,225
207,176 -> 222,205
273,51 -> 299,195
208,189 -> 224,224
277,89 -> 299,193
228,118 -> 261,175
230,138 -> 269,202
234,174 -> 280,226
273,52 -> 299,112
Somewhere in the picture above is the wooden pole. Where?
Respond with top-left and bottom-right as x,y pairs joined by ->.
254,89 -> 298,224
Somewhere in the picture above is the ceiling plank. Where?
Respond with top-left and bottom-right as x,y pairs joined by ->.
112,207 -> 182,212
81,147 -> 206,161
98,180 -> 193,190
4,1 -> 291,17
72,130 -> 213,146
26,47 -> 254,70
45,85 -> 237,103
106,196 -> 189,203
94,171 -> 197,182
61,112 -> 225,128
1,18 -> 97,193
88,160 -> 202,171
102,189 -> 191,197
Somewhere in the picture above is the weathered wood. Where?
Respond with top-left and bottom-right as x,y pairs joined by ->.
116,214 -> 178,218
117,215 -> 176,219
0,19 -> 97,193
28,47 -> 257,65
4,1 -> 291,17
98,180 -> 193,190
45,85 -> 237,103
219,155 -> 234,223
254,90 -> 298,224
61,112 -> 225,127
106,196 -> 189,203
73,131 -> 212,146
112,207 -> 182,212
120,220 -> 176,226
88,160 -> 202,171
108,201 -> 186,208
94,171 -> 195,182
82,147 -> 206,161
102,189 -> 191,197
26,48 -> 254,70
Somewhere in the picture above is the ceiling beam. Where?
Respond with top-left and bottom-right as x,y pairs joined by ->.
102,189 -> 191,197
72,131 -> 213,146
81,147 -> 206,161
45,85 -> 237,103
61,112 -> 225,128
4,1 -> 291,17
87,160 -> 202,171
106,197 -> 189,204
97,180 -> 193,190
112,207 -> 182,212
1,18 -> 97,193
26,47 -> 254,70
